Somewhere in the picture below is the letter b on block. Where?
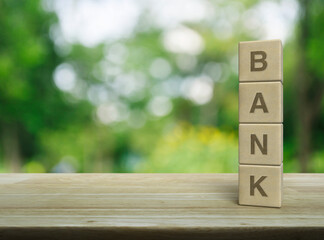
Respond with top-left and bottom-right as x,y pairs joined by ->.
239,40 -> 282,82
250,51 -> 267,72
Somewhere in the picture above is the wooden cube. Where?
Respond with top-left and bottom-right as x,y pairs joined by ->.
239,124 -> 282,166
239,82 -> 283,123
239,164 -> 283,208
239,39 -> 282,82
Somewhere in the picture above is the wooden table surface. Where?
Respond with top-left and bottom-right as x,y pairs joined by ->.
0,173 -> 323,239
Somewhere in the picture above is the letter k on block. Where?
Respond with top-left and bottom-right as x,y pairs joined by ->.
250,176 -> 267,197
239,165 -> 282,208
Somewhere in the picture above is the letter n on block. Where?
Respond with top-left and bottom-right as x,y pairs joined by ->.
239,164 -> 283,208
239,124 -> 283,165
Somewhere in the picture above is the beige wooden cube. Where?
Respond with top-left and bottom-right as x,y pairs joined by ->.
239,82 -> 283,123
239,124 -> 282,166
239,40 -> 282,82
239,164 -> 283,208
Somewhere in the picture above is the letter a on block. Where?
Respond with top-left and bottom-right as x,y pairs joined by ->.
251,51 -> 267,71
239,82 -> 282,123
250,92 -> 268,113
251,134 -> 267,155
250,176 -> 267,197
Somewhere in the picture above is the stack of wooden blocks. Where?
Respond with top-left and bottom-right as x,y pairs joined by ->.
238,40 -> 283,208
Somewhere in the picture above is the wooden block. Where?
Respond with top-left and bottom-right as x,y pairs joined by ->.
239,82 -> 283,123
239,39 -> 282,82
239,124 -> 282,166
239,164 -> 283,208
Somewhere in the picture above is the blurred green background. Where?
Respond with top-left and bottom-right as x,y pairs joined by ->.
0,0 -> 323,173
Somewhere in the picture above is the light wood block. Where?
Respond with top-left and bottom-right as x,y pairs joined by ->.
239,164 -> 283,208
239,124 -> 282,166
239,82 -> 283,123
239,39 -> 282,82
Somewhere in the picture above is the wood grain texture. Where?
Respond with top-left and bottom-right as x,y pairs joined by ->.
0,173 -> 323,240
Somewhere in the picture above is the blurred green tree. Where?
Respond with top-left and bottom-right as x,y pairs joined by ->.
0,0 -> 91,172
294,0 -> 324,172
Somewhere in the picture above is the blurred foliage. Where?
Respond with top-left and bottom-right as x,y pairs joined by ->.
0,0 -> 323,173
139,123 -> 238,173
0,0 -> 92,172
